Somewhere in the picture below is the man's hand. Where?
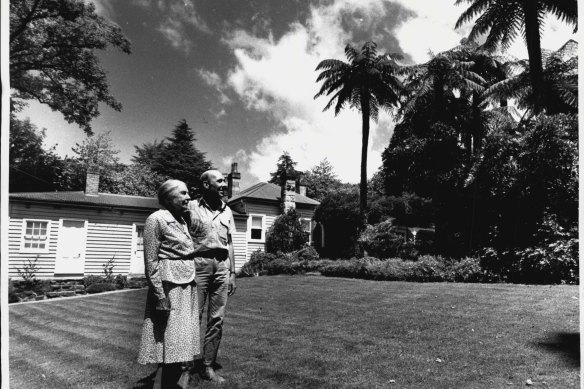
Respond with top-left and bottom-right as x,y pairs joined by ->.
228,273 -> 237,296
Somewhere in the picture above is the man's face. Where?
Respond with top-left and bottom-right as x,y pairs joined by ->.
204,171 -> 227,199
167,182 -> 191,214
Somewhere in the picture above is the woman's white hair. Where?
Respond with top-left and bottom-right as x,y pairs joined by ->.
157,179 -> 185,207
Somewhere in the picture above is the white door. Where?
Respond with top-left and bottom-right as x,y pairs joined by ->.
54,219 -> 88,275
130,225 -> 145,275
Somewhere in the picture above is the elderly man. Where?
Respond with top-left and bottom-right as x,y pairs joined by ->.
188,170 -> 237,384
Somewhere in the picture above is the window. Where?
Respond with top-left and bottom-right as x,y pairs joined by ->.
249,215 -> 264,241
21,219 -> 51,253
300,218 -> 312,243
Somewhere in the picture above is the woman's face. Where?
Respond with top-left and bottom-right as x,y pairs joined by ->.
166,182 -> 191,214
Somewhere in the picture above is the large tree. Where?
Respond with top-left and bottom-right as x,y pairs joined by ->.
268,152 -> 301,186
455,0 -> 577,113
10,0 -> 131,134
9,115 -> 64,192
151,119 -> 213,195
483,40 -> 578,116
58,131 -> 123,192
302,158 -> 342,202
314,41 -> 403,229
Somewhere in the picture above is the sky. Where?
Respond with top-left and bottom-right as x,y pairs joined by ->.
15,0 -> 577,189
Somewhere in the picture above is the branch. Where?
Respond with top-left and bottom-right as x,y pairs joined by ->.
10,0 -> 45,44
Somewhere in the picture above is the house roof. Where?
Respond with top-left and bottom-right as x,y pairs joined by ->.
228,182 -> 320,206
9,191 -> 161,210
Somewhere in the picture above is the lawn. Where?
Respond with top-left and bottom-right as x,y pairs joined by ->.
9,276 -> 580,388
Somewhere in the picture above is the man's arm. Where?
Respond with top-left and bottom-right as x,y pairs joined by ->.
227,234 -> 236,296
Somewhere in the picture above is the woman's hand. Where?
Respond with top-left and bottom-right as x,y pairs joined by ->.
156,297 -> 172,317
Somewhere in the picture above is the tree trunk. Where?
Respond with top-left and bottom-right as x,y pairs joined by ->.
523,0 -> 544,113
359,92 -> 370,232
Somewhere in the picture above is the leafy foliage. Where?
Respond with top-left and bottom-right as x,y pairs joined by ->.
9,115 -> 64,192
268,152 -> 301,186
358,220 -> 405,259
57,131 -> 123,192
239,250 -> 277,277
302,158 -> 342,202
455,0 -> 577,112
313,185 -> 361,258
10,0 -> 131,134
483,40 -> 578,116
266,209 -> 308,254
147,119 -> 212,196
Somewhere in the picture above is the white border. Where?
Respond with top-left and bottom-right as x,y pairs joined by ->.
1,0 -> 11,386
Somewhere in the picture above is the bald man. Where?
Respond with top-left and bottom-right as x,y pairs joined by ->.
187,170 -> 236,384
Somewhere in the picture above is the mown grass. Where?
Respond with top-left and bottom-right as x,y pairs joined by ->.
9,276 -> 580,388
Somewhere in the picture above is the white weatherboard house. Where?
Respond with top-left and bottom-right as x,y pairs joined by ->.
8,165 -> 320,279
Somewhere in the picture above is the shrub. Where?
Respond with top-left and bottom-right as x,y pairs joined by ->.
30,280 -> 53,295
448,257 -> 496,283
358,220 -> 405,259
83,275 -> 106,288
265,259 -> 302,275
480,235 -> 578,284
409,255 -> 447,282
103,255 -> 116,282
114,274 -> 128,289
86,282 -> 117,294
17,256 -> 40,285
266,209 -> 308,254
9,279 -> 20,303
295,244 -> 320,261
239,250 -> 277,277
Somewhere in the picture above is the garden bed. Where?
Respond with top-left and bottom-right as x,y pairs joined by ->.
9,276 -> 148,304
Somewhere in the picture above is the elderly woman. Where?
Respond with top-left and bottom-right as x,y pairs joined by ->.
137,179 -> 199,388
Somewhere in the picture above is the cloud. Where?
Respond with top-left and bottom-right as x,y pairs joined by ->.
133,0 -> 210,53
220,0 -> 400,184
197,69 -> 232,104
393,1 -> 577,63
219,0 -> 576,184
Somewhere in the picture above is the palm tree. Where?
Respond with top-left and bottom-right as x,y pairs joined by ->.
314,41 -> 403,228
455,0 -> 577,113
482,39 -> 578,117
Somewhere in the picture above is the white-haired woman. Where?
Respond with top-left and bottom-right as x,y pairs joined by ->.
137,179 -> 199,388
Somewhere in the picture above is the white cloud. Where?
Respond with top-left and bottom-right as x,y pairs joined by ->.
393,1 -> 577,63
220,0 -> 576,185
221,0 -> 398,184
197,69 -> 232,104
133,0 -> 211,53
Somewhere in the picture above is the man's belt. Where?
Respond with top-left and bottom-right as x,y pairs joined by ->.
195,248 -> 229,261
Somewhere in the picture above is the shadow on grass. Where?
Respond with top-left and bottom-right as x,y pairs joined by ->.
131,369 -> 157,389
535,332 -> 580,368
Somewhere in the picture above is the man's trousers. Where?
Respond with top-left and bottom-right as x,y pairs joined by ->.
195,256 -> 229,367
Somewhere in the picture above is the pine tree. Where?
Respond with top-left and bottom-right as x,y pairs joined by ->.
152,119 -> 212,195
268,152 -> 301,186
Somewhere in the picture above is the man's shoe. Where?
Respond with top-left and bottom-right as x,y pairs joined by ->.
201,366 -> 226,384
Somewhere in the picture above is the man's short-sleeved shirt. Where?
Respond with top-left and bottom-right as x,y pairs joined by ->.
187,198 -> 235,256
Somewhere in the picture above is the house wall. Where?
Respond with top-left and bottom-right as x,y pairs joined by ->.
232,216 -> 248,272
8,201 -> 153,279
231,200 -> 318,269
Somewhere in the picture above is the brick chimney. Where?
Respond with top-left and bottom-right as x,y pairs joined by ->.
281,179 -> 296,214
296,179 -> 307,196
227,162 -> 241,198
85,171 -> 99,196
